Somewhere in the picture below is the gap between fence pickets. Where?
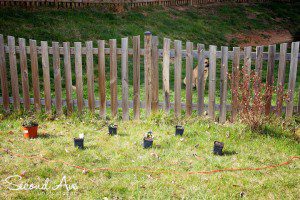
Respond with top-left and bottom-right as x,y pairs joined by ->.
0,97 -> 297,113
3,45 -> 300,61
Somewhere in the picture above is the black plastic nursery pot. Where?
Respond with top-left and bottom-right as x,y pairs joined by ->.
213,141 -> 224,155
143,138 -> 153,149
175,125 -> 184,136
108,125 -> 117,135
74,138 -> 84,149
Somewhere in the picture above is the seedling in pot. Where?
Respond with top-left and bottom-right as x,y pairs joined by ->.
143,131 -> 153,149
74,133 -> 84,149
108,124 -> 118,135
213,141 -> 224,155
22,118 -> 39,139
175,125 -> 184,136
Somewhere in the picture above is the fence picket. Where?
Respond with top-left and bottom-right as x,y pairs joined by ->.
265,44 -> 276,115
0,35 -> 9,112
30,39 -> 41,111
8,36 -> 20,110
86,41 -> 95,112
208,45 -> 217,120
41,41 -> 52,113
197,44 -> 205,115
133,36 -> 140,120
19,38 -> 30,110
219,46 -> 228,123
174,40 -> 182,117
255,46 -> 263,79
244,46 -> 252,76
276,43 -> 287,116
52,42 -> 62,115
231,47 -> 240,122
110,39 -> 118,118
98,40 -> 106,118
162,38 -> 170,112
186,41 -> 193,116
286,42 -> 299,118
151,36 -> 159,112
121,37 -> 129,120
74,42 -> 84,113
63,42 -> 73,114
144,32 -> 152,116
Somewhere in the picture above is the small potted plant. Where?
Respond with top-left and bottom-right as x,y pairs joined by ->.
22,118 -> 38,139
143,131 -> 153,149
108,124 -> 117,135
74,133 -> 84,149
175,125 -> 184,136
213,141 -> 224,155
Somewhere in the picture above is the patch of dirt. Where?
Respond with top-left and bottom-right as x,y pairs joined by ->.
226,30 -> 293,47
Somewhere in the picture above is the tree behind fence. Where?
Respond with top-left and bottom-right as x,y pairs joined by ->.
0,33 -> 299,122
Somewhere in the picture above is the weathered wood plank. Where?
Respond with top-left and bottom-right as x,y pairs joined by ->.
98,40 -> 106,118
275,43 -> 287,116
121,37 -> 129,120
208,45 -> 217,120
63,42 -> 73,114
30,39 -> 41,111
41,41 -> 52,114
133,36 -> 140,120
144,31 -> 152,117
0,35 -> 9,112
197,44 -> 205,115
8,36 -> 20,110
174,40 -> 182,117
255,46 -> 263,80
52,42 -> 62,115
231,47 -> 240,122
244,46 -> 252,76
19,38 -> 30,110
86,41 -> 95,112
162,38 -> 170,113
186,41 -> 193,116
74,42 -> 84,113
286,42 -> 299,118
151,36 -> 159,112
219,46 -> 228,123
265,44 -> 276,115
110,39 -> 118,118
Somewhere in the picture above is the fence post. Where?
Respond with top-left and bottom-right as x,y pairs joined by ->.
98,40 -> 106,118
41,41 -> 52,114
133,36 -> 141,120
8,36 -> 20,111
231,47 -> 240,122
286,42 -> 299,118
219,46 -> 228,123
186,41 -> 193,116
276,43 -> 287,116
74,42 -> 84,113
110,39 -> 118,118
144,31 -> 152,117
52,42 -> 62,116
30,39 -> 41,112
0,35 -> 9,112
208,45 -> 216,120
152,36 -> 159,112
265,44 -> 276,115
174,40 -> 182,117
121,37 -> 129,120
196,44 -> 205,116
19,38 -> 30,110
86,41 -> 95,113
63,42 -> 73,115
163,38 -> 170,113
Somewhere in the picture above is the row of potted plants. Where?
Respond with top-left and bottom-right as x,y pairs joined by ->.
21,119 -> 224,154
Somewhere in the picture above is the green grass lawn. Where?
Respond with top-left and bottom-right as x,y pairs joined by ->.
0,112 -> 299,199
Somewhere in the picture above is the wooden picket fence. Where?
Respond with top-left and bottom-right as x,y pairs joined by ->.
0,33 -> 299,122
0,0 -> 293,9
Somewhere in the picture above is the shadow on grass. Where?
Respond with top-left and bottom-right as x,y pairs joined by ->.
38,133 -> 61,139
222,150 -> 238,156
